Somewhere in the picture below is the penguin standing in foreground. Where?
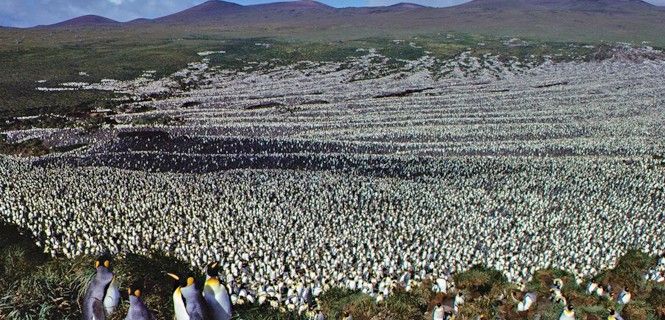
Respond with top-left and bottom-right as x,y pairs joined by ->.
617,287 -> 631,305
432,303 -> 445,320
203,261 -> 232,320
512,291 -> 536,312
608,308 -> 624,320
168,273 -> 210,320
125,287 -> 153,320
559,304 -> 575,320
83,258 -> 120,320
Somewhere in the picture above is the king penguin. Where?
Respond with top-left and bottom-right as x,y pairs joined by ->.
432,303 -> 445,320
617,287 -> 631,305
125,287 -> 153,320
168,272 -> 210,320
83,258 -> 120,320
559,304 -> 575,320
203,261 -> 232,320
608,308 -> 624,320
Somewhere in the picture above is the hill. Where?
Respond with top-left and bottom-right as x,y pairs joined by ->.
155,0 -> 243,24
387,3 -> 429,9
460,0 -> 657,11
45,15 -> 119,28
29,0 -> 665,45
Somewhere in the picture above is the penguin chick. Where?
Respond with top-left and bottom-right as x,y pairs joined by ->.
83,258 -> 120,320
203,261 -> 232,320
168,273 -> 210,320
125,288 -> 153,320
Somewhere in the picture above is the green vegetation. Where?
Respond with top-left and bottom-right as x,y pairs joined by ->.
1,221 -> 663,319
0,134 -> 50,156
2,24 -> 658,124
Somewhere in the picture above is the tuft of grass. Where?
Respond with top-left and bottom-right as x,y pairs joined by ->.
647,286 -> 665,318
596,249 -> 656,292
623,300 -> 656,320
0,255 -> 94,319
382,287 -> 428,320
318,287 -> 366,319
454,265 -> 508,297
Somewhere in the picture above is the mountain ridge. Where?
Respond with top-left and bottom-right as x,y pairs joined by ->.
44,15 -> 120,28
36,0 -> 664,28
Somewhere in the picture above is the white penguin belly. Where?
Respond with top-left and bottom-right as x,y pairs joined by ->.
103,279 -> 120,315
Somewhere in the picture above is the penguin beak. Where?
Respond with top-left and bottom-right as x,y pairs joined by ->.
212,261 -> 219,269
167,273 -> 180,281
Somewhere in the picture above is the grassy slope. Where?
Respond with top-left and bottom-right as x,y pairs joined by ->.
0,28 -> 633,121
1,221 -> 664,319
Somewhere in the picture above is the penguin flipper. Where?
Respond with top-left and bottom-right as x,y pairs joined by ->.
92,299 -> 105,320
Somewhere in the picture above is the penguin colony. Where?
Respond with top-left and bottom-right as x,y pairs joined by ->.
1,45 -> 665,315
81,256 -> 652,319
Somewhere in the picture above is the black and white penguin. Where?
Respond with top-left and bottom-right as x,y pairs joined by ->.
432,303 -> 445,320
83,258 -> 120,320
203,261 -> 232,320
559,304 -> 575,320
608,308 -> 624,320
125,287 -> 153,320
167,273 -> 210,320
617,287 -> 631,305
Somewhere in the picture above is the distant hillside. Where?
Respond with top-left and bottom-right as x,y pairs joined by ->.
459,0 -> 657,11
387,3 -> 429,9
46,15 -> 119,28
155,0 -> 244,24
25,0 -> 665,45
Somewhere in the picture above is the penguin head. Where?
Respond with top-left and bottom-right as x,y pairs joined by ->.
127,287 -> 143,303
167,273 -> 195,291
206,261 -> 221,278
608,308 -> 616,316
94,255 -> 113,271
566,304 -> 574,312
93,256 -> 114,283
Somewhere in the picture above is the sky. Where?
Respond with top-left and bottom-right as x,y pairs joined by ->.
1,0 -> 665,28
